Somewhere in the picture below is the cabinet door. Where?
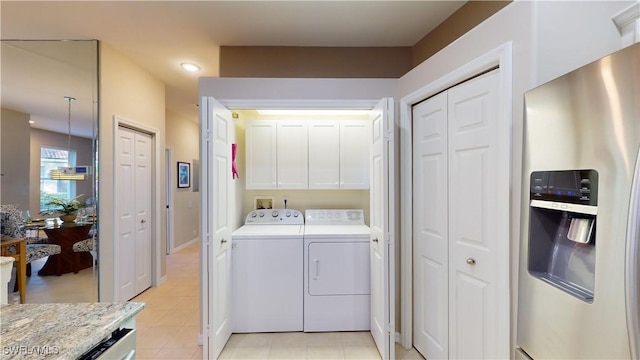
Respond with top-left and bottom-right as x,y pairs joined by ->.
277,121 -> 308,189
245,120 -> 277,189
308,120 -> 340,189
340,120 -> 369,189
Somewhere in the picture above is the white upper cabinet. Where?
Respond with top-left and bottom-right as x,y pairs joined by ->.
308,120 -> 340,189
308,119 -> 369,189
246,119 -> 369,190
245,120 -> 277,189
277,121 -> 309,189
339,120 -> 369,189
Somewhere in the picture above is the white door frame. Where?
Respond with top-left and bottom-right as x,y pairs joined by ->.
201,97 -> 391,350
113,115 -> 164,292
399,42 -> 513,349
165,146 -> 175,254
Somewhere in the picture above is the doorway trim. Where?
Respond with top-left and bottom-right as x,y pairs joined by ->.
112,115 -> 165,292
399,42 -> 513,349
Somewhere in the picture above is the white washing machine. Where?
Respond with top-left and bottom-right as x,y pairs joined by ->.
231,208 -> 304,333
303,209 -> 371,332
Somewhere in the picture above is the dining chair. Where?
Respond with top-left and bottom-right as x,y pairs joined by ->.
1,205 -> 62,300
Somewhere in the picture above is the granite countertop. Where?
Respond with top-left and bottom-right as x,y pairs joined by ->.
0,302 -> 145,360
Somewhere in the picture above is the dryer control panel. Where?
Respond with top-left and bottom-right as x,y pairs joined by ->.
244,209 -> 304,224
305,209 -> 365,225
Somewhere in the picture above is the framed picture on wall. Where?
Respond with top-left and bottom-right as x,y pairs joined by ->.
178,162 -> 190,188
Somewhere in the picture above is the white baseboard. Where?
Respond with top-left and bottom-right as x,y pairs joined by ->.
172,237 -> 199,253
158,275 -> 167,286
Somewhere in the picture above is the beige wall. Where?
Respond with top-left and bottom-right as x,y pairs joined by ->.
411,0 -> 511,66
99,42 -> 166,301
165,110 -> 200,251
0,108 -> 30,209
220,46 -> 412,78
218,2 -> 509,79
29,128 -> 94,216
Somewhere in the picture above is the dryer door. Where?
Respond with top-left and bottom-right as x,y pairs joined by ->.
308,242 -> 369,295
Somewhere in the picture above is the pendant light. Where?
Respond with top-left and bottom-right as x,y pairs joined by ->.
50,96 -> 85,180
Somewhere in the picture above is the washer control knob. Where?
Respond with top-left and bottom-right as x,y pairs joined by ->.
259,212 -> 265,217
272,210 -> 279,217
293,212 -> 299,217
286,211 -> 291,217
251,212 -> 257,218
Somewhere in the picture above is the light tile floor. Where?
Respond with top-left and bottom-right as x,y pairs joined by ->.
9,256 -> 97,304
132,242 -> 201,359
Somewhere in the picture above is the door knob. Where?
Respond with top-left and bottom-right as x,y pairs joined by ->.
141,219 -> 146,224
466,257 -> 476,265
221,238 -> 227,244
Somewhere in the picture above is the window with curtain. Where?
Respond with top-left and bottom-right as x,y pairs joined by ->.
40,146 -> 76,211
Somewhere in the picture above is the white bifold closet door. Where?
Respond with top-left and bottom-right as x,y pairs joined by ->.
413,69 -> 509,359
115,125 -> 152,302
369,97 -> 395,360
201,97 -> 234,360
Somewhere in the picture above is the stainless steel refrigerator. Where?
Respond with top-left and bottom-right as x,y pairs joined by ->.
517,42 -> 640,359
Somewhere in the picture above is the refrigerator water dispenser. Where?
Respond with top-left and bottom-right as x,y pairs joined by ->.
527,170 -> 598,302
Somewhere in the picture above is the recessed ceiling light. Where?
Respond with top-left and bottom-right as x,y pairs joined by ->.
181,63 -> 201,72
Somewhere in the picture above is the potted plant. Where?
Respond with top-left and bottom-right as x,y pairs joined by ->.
41,194 -> 85,223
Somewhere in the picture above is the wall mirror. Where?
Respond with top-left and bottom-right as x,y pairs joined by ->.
1,40 -> 99,303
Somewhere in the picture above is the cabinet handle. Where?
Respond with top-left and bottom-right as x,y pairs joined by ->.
372,238 -> 379,243
466,258 -> 476,265
141,219 -> 146,224
221,238 -> 227,245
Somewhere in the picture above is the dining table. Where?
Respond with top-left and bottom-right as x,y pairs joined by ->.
38,223 -> 93,276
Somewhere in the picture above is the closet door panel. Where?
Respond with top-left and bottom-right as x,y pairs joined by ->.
447,70 -> 502,359
412,92 -> 449,360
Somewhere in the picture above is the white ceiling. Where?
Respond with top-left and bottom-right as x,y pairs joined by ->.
1,1 -> 466,136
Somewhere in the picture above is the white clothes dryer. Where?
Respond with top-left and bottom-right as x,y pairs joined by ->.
231,209 -> 304,333
303,209 -> 371,332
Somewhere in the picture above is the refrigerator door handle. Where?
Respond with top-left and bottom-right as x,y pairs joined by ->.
626,146 -> 640,360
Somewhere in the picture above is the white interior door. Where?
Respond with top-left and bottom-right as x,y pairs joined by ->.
412,69 -> 508,359
447,70 -> 505,359
369,97 -> 395,360
115,126 -> 152,301
201,96 -> 233,359
116,127 -> 136,301
134,131 -> 152,295
412,92 -> 449,359
165,147 -> 173,255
